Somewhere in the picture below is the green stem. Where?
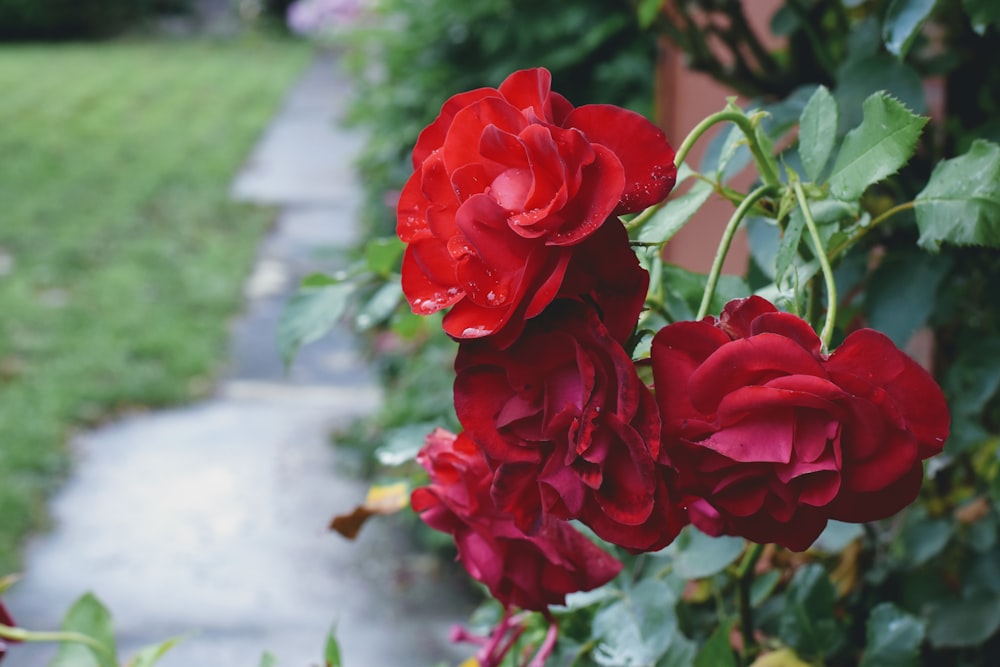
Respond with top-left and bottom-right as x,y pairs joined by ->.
696,185 -> 778,320
0,624 -> 111,656
793,181 -> 838,349
735,543 -> 765,661
828,201 -> 915,260
673,110 -> 781,188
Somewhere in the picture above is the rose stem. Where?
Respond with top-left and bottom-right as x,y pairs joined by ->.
793,180 -> 838,349
0,624 -> 112,657
696,184 -> 778,320
735,542 -> 765,662
672,107 -> 781,188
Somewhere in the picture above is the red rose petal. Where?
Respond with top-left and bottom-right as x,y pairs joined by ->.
564,104 -> 678,214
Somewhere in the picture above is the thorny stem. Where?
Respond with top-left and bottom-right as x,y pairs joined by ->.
794,181 -> 838,349
735,542 -> 765,662
697,185 -> 778,320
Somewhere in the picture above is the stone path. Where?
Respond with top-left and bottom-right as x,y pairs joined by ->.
6,52 -> 473,667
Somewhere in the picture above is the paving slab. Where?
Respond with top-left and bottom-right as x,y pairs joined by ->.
5,51 -> 474,667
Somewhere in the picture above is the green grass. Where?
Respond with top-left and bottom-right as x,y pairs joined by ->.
0,38 -> 311,572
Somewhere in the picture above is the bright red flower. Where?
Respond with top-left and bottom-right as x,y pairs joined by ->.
454,301 -> 687,552
650,296 -> 950,551
397,67 -> 676,342
411,428 -> 622,611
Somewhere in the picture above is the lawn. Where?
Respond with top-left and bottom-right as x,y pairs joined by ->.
0,38 -> 310,572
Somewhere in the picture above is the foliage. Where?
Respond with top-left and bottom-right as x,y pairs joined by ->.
283,0 -> 1000,664
0,39 -> 310,572
0,0 -> 198,40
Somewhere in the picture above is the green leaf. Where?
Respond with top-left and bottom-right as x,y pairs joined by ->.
864,250 -> 951,346
833,55 -> 926,135
694,620 -> 737,667
915,139 -> 1000,251
592,578 -> 680,666
883,0 -> 937,58
636,179 -> 714,245
278,280 -> 356,365
324,626 -> 342,667
798,86 -> 838,181
859,603 -> 924,667
258,651 -> 279,667
375,421 -> 440,466
669,528 -> 745,580
927,594 -> 1000,647
775,210 -> 806,285
897,508 -> 953,568
828,93 -> 927,201
813,521 -> 864,553
778,565 -> 842,659
750,570 -> 782,607
125,636 -> 186,667
962,0 -> 1000,34
354,278 -> 403,331
364,237 -> 405,277
50,593 -> 118,667
637,0 -> 663,29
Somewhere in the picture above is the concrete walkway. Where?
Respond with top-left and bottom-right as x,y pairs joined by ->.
6,52 -> 472,667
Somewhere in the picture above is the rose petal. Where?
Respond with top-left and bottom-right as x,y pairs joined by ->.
563,104 -> 678,214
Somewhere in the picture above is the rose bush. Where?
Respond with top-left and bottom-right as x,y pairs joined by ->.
651,296 -> 950,551
454,300 -> 687,552
410,428 -> 622,611
396,66 -> 676,343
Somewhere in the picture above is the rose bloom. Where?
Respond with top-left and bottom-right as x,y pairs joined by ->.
650,296 -> 950,551
455,300 -> 687,552
411,428 -> 622,611
397,67 -> 676,342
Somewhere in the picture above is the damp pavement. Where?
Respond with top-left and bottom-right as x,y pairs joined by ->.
5,51 -> 474,667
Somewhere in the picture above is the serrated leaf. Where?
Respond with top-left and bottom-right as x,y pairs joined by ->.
915,139 -> 1000,250
694,620 -> 737,667
278,281 -> 356,365
828,93 -> 927,201
859,603 -> 924,667
798,86 -> 838,181
670,528 -> 745,580
592,579 -> 679,666
778,565 -> 842,659
636,179 -> 714,244
834,55 -> 926,134
883,0 -> 936,57
927,595 -> 1000,647
50,593 -> 118,667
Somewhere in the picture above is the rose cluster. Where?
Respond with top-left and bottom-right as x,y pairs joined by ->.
397,68 -> 950,626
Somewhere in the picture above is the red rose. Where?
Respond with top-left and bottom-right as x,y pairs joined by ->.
455,301 -> 687,552
650,296 -> 950,551
411,428 -> 622,611
397,67 -> 676,341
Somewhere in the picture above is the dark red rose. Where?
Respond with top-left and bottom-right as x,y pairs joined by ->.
454,301 -> 687,552
650,296 -> 950,551
411,428 -> 622,611
397,67 -> 676,341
